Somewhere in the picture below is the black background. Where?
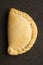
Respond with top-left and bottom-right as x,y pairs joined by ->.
0,0 -> 43,65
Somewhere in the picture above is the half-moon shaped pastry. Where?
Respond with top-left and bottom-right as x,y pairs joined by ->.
7,8 -> 38,55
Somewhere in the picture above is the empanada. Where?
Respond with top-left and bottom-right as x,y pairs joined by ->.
7,8 -> 38,55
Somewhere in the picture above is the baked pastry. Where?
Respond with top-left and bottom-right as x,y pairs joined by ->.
7,8 -> 38,55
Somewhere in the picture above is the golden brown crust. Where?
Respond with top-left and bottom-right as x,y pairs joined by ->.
8,8 -> 38,55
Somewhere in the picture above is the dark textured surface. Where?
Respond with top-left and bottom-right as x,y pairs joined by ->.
0,0 -> 43,65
